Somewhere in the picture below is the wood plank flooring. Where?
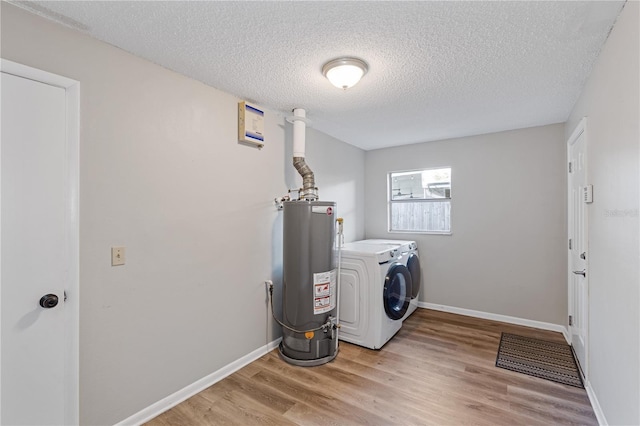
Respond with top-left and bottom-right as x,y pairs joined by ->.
147,309 -> 597,425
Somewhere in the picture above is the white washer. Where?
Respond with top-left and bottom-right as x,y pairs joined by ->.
357,239 -> 421,321
338,242 -> 412,349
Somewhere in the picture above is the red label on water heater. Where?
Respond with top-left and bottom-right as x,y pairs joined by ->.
326,207 -> 333,215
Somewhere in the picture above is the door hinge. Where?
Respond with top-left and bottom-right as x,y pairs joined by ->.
569,239 -> 572,250
569,162 -> 572,173
569,315 -> 573,326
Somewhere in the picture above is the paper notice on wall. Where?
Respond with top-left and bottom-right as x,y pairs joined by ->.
313,269 -> 336,315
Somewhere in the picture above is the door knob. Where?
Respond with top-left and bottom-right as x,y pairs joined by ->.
39,294 -> 59,309
572,270 -> 586,277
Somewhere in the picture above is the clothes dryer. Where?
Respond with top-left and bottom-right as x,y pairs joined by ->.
338,242 -> 412,349
357,239 -> 421,321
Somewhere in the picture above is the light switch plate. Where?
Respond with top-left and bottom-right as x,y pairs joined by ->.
111,246 -> 126,266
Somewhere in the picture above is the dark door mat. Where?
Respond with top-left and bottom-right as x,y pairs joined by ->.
495,332 -> 584,388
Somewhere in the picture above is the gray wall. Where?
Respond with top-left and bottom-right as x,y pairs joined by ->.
0,4 -> 365,424
565,2 -> 639,424
365,124 -> 567,325
288,127 -> 365,244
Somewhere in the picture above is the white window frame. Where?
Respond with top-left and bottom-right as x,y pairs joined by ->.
387,167 -> 452,235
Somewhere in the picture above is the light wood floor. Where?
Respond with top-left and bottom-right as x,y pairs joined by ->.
147,309 -> 597,425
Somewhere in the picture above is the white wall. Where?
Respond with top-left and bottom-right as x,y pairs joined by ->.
565,2 -> 639,424
0,3 -> 365,424
365,124 -> 567,325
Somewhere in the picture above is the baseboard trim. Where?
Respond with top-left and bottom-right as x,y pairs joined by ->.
584,379 -> 608,425
418,302 -> 569,340
116,337 -> 282,426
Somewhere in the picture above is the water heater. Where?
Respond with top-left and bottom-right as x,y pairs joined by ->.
279,200 -> 338,366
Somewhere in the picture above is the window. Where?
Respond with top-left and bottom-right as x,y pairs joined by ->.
388,167 -> 451,233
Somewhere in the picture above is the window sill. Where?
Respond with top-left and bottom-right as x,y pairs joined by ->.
388,230 -> 452,236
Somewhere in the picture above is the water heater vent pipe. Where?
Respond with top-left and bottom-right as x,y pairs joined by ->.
287,108 -> 317,201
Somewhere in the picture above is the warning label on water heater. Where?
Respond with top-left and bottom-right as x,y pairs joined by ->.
313,269 -> 337,315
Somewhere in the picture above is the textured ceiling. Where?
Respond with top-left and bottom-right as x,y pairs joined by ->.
13,1 -> 625,150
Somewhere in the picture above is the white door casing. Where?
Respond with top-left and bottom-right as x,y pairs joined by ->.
567,117 -> 588,378
0,60 -> 79,425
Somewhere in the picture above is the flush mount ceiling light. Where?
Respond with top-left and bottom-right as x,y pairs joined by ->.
322,57 -> 368,89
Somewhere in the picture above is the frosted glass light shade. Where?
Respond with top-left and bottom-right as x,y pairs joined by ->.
322,58 -> 368,89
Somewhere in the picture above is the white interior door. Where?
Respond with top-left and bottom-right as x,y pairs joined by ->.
567,119 -> 588,378
1,71 -> 69,425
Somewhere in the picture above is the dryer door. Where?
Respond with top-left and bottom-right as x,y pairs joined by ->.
383,263 -> 412,320
407,253 -> 421,299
